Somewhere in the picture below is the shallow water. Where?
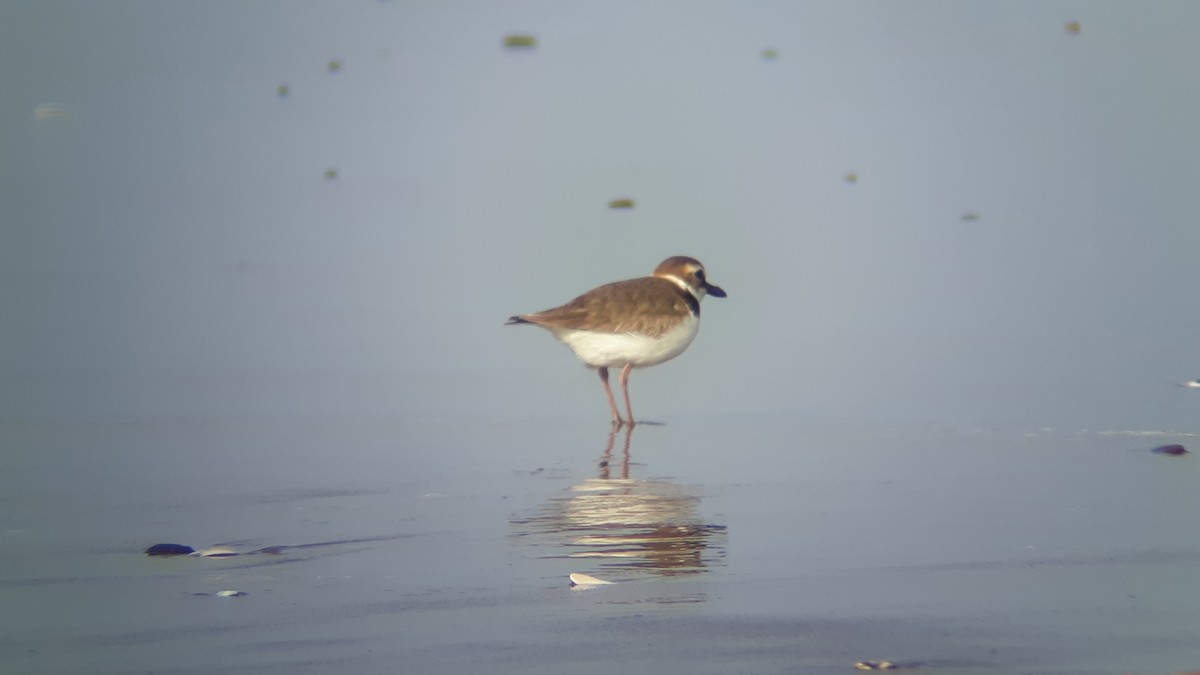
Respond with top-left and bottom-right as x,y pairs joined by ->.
3,374 -> 1199,675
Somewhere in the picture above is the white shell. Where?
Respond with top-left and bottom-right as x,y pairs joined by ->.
199,547 -> 238,558
569,572 -> 614,587
215,590 -> 247,597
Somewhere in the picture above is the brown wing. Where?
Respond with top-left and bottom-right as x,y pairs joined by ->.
518,277 -> 698,338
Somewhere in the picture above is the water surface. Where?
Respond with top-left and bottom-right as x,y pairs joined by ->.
3,372 -> 1199,674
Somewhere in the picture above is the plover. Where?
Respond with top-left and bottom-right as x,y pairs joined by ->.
507,256 -> 725,426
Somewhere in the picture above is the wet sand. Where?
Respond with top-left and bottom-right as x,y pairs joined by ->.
3,404 -> 1200,674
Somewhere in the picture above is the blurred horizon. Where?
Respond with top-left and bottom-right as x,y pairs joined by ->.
4,1 -> 1199,429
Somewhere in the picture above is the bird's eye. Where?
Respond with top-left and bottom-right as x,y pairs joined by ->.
694,269 -> 706,282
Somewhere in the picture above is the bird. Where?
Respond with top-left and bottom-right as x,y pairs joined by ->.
506,256 -> 726,426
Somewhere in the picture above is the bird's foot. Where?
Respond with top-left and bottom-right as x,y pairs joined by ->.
610,417 -> 634,429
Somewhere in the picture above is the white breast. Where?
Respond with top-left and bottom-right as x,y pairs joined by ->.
549,313 -> 700,369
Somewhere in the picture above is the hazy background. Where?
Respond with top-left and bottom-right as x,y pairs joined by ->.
5,6 -> 1200,674
4,0 -> 1199,428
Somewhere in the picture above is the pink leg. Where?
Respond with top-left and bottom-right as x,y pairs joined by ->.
619,363 -> 636,427
598,367 -> 624,427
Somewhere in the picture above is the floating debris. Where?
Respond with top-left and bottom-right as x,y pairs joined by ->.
276,84 -> 290,98
198,547 -> 238,558
215,590 -> 248,598
327,59 -> 342,73
504,34 -> 538,49
854,661 -> 922,671
1152,444 -> 1189,456
569,572 -> 614,588
1065,21 -> 1082,36
1180,379 -> 1200,389
844,172 -> 859,184
147,536 -> 408,563
145,543 -> 195,557
762,48 -> 779,61
960,211 -> 981,222
323,168 -> 339,180
33,103 -> 68,120
607,198 -> 635,209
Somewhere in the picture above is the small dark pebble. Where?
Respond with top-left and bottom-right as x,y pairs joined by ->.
146,543 -> 195,557
1152,444 -> 1189,456
503,34 -> 537,48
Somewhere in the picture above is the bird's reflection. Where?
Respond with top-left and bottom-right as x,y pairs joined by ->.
511,426 -> 726,578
